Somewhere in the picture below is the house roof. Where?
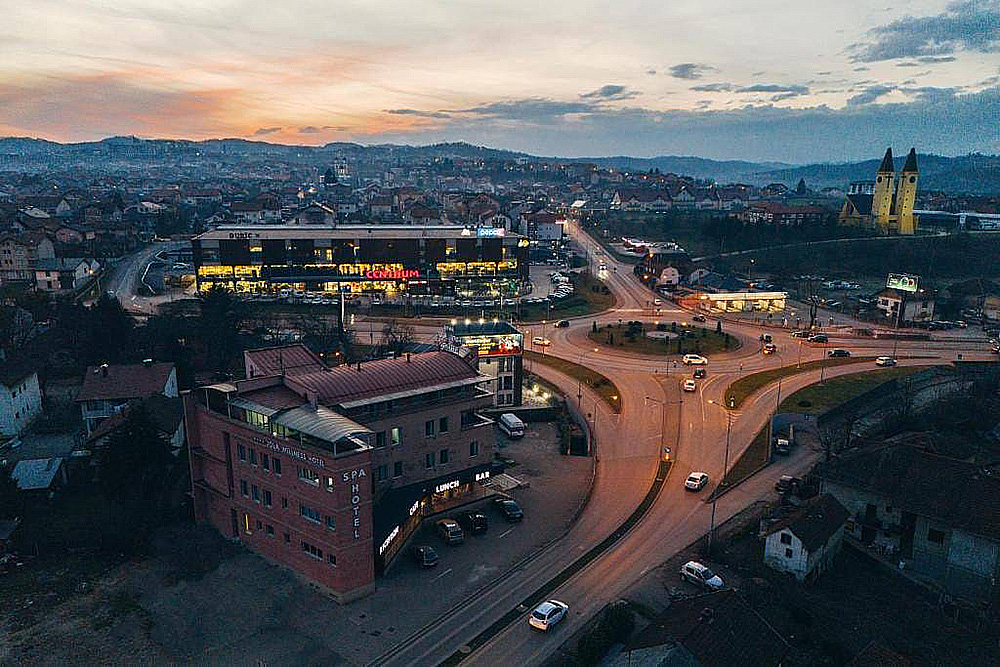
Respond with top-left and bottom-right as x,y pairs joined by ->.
244,344 -> 325,378
901,147 -> 918,173
12,457 -> 63,490
847,640 -> 911,666
77,362 -> 175,402
767,494 -> 849,551
34,257 -> 88,272
878,147 -> 894,173
85,394 -> 184,443
625,590 -> 789,667
819,444 -> 1000,542
0,358 -> 37,388
847,193 -> 873,216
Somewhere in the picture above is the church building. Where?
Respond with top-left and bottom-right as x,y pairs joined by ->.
839,147 -> 918,235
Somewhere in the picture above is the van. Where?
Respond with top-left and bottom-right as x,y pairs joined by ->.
498,413 -> 525,438
436,519 -> 464,545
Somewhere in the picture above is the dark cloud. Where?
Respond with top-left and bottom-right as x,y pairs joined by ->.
917,55 -> 958,63
298,125 -> 320,133
816,71 -> 832,76
896,61 -> 922,67
252,127 -> 281,135
450,98 -> 597,121
739,84 -> 810,94
668,63 -> 716,80
384,108 -> 451,119
645,69 -> 657,75
903,86 -> 962,102
690,82 -> 735,92
850,0 -> 1000,62
847,85 -> 896,106
580,84 -> 638,100
853,66 -> 870,72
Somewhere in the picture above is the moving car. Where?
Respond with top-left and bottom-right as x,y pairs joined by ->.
436,518 -> 464,545
653,298 -> 662,306
875,356 -> 897,366
692,314 -> 707,323
791,330 -> 811,339
682,379 -> 697,392
529,600 -> 569,631
682,354 -> 708,365
532,336 -> 551,347
693,367 -> 707,379
684,471 -> 709,491
680,561 -> 724,590
410,545 -> 439,567
495,497 -> 524,522
457,511 -> 488,535
762,343 -> 777,354
827,348 -> 851,357
555,320 -> 570,328
808,334 -> 828,343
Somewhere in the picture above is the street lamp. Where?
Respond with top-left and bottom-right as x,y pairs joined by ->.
577,347 -> 599,406
706,398 -> 734,557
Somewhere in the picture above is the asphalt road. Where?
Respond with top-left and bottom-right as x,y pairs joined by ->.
104,241 -> 186,313
372,220 -> 994,667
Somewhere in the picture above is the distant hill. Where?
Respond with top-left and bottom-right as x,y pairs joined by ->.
0,136 -> 996,194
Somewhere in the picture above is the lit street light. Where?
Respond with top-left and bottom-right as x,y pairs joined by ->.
706,397 -> 734,557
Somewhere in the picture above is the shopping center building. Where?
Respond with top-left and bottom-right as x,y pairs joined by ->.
190,224 -> 530,298
185,346 -> 500,601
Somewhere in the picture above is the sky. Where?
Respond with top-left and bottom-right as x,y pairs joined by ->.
1,0 -> 998,163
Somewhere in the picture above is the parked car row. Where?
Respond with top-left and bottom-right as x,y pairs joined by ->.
411,498 -> 525,567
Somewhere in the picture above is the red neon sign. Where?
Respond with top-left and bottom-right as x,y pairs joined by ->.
364,269 -> 419,279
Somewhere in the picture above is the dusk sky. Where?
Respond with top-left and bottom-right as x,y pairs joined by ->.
2,0 -> 998,162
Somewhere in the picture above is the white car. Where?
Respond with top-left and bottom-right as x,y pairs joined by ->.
682,379 -> 697,392
875,356 -> 897,366
529,599 -> 568,631
682,354 -> 708,365
532,336 -> 551,347
685,472 -> 709,491
680,561 -> 724,590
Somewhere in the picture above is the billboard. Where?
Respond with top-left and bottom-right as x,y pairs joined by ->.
457,333 -> 522,357
886,273 -> 919,292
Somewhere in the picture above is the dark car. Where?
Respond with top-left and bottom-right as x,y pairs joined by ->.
457,510 -> 488,534
808,334 -> 828,343
774,475 -> 800,494
555,320 -> 570,328
827,348 -> 851,357
693,367 -> 707,379
410,545 -> 439,567
495,497 -> 524,522
692,314 -> 706,323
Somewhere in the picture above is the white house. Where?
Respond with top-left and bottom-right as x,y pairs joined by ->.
764,494 -> 849,582
0,366 -> 42,437
34,257 -> 99,292
875,287 -> 936,326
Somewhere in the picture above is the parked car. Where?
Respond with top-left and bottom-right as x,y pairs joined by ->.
495,497 -> 524,522
828,348 -> 851,357
692,314 -> 706,322
684,472 -> 709,491
532,336 -> 551,347
808,334 -> 828,343
680,561 -> 724,590
791,330 -> 811,339
682,354 -> 708,365
693,367 -> 707,378
457,511 -> 488,535
682,379 -> 697,392
410,545 -> 439,567
875,356 -> 897,366
774,475 -> 800,494
529,600 -> 569,631
436,518 -> 464,545
555,320 -> 570,328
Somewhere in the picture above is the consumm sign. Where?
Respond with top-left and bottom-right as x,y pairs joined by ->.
886,273 -> 919,292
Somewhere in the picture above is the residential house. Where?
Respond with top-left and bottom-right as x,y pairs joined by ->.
11,457 -> 67,495
610,187 -> 672,212
819,443 -> 1000,604
764,494 -> 849,581
34,257 -> 99,292
292,202 -> 337,225
740,201 -> 829,225
86,393 -> 186,454
874,287 -> 935,326
0,231 -> 55,283
76,361 -> 178,435
0,363 -> 42,437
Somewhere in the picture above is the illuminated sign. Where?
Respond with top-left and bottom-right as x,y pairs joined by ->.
255,437 -> 326,468
475,470 -> 491,482
409,500 -> 421,516
477,227 -> 505,238
379,525 -> 400,555
228,231 -> 261,239
886,273 -> 919,292
365,268 -> 419,279
457,333 -> 523,357
435,479 -> 461,493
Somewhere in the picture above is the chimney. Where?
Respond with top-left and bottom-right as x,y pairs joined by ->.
142,358 -> 153,368
100,363 -> 109,377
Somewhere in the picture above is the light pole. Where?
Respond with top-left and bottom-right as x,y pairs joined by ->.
578,347 -> 598,407
706,397 -> 734,557
766,350 -> 784,460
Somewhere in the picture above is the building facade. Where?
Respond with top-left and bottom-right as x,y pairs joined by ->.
0,369 -> 42,437
191,224 -> 529,298
445,321 -> 524,407
763,494 -> 848,582
840,148 -> 919,235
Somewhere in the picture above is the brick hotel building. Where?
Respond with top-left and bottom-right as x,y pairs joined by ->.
185,346 -> 497,601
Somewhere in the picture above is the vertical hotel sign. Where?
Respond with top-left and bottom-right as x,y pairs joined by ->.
342,468 -> 367,539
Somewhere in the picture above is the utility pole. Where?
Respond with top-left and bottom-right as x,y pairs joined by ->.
707,398 -> 733,557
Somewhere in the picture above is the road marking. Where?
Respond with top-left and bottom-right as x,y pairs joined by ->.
432,567 -> 453,582
497,527 -> 514,539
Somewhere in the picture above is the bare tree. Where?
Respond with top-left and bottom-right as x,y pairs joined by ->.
380,319 -> 415,356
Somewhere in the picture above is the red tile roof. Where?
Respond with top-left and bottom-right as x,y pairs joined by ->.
244,344 -> 325,378
77,362 -> 175,402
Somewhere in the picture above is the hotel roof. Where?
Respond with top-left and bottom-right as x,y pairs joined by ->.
194,224 -> 525,242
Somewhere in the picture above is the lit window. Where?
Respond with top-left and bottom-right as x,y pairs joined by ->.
298,467 -> 320,485
390,427 -> 401,445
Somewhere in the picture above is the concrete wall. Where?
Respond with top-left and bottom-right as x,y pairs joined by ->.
0,372 -> 42,437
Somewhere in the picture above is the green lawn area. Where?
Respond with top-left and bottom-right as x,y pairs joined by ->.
588,322 -> 736,357
725,356 -> 878,408
779,365 -> 933,416
524,350 -> 622,413
518,272 -> 615,323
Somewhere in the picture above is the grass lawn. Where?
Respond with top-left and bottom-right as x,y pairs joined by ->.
715,427 -> 770,493
779,365 -> 933,416
524,350 -> 622,413
518,272 -> 615,323
725,356 -> 881,408
588,322 -> 736,357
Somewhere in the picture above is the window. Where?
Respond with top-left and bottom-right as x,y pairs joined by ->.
376,464 -> 388,481
240,479 -> 248,497
439,448 -> 449,465
301,541 -> 323,560
263,489 -> 272,508
927,528 -> 945,544
469,441 -> 479,457
281,496 -> 288,509
325,515 -> 336,530
425,452 -> 435,468
249,448 -> 257,465
256,519 -> 263,530
251,484 -> 260,503
439,417 -> 449,433
298,467 -> 320,485
284,532 -> 290,544
390,427 -> 401,445
273,457 -> 282,475
237,444 -> 246,461
328,554 -> 337,567
376,431 -> 387,448
393,461 -> 403,478
265,524 -> 275,535
325,476 -> 335,492
244,514 -> 252,534
425,420 -> 435,437
300,503 -> 321,524
785,548 -> 793,558
261,453 -> 270,471
780,533 -> 792,545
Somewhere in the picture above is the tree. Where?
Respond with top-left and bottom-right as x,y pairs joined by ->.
198,285 -> 248,373
0,465 -> 22,519
379,319 -> 415,356
81,295 -> 136,364
98,405 -> 174,550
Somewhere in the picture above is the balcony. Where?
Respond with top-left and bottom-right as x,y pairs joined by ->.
461,412 -> 494,431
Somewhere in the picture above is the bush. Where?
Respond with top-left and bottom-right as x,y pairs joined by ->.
575,602 -> 634,666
